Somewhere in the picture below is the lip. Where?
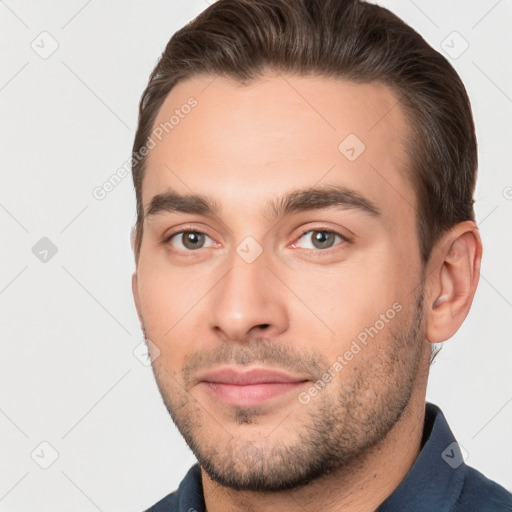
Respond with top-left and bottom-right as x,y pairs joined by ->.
197,366 -> 310,407
198,367 -> 307,385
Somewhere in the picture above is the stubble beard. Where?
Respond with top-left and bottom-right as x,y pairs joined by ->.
147,290 -> 426,492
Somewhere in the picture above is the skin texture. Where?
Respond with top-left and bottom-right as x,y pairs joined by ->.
132,73 -> 482,512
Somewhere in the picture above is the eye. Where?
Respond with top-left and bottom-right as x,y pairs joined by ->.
293,229 -> 347,250
167,231 -> 217,251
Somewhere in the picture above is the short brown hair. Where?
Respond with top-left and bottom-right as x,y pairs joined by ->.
131,0 -> 477,264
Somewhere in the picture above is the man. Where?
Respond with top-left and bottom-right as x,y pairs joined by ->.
130,0 -> 512,510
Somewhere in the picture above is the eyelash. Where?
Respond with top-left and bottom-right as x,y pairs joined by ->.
163,226 -> 350,256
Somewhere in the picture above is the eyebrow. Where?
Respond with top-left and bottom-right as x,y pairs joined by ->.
145,184 -> 381,220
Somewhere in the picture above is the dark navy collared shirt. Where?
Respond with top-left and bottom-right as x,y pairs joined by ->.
145,402 -> 512,511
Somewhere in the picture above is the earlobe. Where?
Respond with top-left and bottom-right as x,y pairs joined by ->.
425,222 -> 482,343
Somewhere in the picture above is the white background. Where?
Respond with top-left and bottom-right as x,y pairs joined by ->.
0,1 -> 511,510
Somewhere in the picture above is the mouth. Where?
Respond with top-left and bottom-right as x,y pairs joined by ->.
197,366 -> 310,407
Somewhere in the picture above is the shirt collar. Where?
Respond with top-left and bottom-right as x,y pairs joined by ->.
172,463 -> 205,512
376,402 -> 465,512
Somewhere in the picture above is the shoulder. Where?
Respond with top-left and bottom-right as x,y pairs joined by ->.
143,463 -> 204,512
144,490 -> 179,512
454,464 -> 512,512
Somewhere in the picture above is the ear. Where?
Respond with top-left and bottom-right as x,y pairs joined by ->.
130,224 -> 137,255
425,221 -> 482,343
132,271 -> 143,326
130,225 -> 144,326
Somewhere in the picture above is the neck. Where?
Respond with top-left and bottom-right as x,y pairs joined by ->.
201,384 -> 428,512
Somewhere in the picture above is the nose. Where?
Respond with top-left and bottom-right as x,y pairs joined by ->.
208,246 -> 289,343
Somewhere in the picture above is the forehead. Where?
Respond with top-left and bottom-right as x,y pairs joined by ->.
143,73 -> 415,225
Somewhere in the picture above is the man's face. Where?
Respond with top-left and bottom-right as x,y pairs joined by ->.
132,74 -> 430,491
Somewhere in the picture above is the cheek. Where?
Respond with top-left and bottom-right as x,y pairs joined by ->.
284,254 -> 408,360
289,260 -> 387,322
136,259 -> 217,369
136,261 -> 192,340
